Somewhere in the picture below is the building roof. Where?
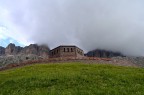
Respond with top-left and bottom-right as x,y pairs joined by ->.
50,45 -> 83,51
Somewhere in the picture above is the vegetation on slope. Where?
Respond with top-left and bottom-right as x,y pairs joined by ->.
0,62 -> 144,95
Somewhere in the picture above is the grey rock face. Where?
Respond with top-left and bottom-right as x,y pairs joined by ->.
0,43 -> 50,68
38,45 -> 49,58
5,43 -> 23,55
127,57 -> 144,67
0,46 -> 5,56
112,57 -> 144,67
21,44 -> 39,55
0,54 -> 43,68
86,49 -> 124,58
1,43 -> 49,58
5,43 -> 16,55
14,46 -> 23,54
21,44 -> 49,58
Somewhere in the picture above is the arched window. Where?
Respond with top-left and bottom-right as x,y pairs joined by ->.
67,48 -> 69,52
71,48 -> 73,52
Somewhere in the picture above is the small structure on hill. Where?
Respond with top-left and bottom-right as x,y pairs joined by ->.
49,45 -> 84,59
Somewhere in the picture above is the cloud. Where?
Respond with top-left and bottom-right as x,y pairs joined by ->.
0,0 -> 144,56
0,2 -> 32,46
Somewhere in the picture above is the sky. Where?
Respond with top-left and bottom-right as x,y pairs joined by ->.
0,0 -> 144,56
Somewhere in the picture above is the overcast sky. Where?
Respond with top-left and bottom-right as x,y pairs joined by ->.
0,0 -> 144,56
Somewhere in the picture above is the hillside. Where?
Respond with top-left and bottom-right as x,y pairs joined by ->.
0,62 -> 144,95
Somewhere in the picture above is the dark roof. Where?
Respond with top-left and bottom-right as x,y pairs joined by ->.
59,45 -> 76,47
50,45 -> 83,51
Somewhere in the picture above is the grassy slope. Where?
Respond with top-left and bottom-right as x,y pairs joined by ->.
0,62 -> 144,95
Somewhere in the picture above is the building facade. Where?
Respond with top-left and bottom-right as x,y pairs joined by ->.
49,45 -> 84,59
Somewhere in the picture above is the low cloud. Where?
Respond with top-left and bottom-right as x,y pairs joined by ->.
0,0 -> 144,56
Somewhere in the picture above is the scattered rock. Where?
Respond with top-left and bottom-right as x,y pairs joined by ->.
0,54 -> 43,68
112,57 -> 144,67
0,43 -> 50,68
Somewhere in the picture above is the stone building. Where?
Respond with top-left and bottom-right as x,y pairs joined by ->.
49,45 -> 84,58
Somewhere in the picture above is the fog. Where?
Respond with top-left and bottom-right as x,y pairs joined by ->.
1,0 -> 144,56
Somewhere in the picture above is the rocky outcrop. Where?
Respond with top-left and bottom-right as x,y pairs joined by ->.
21,44 -> 39,55
21,44 -> 49,58
0,54 -> 43,68
111,57 -> 144,67
0,43 -> 50,58
38,45 -> 49,58
5,43 -> 23,55
5,43 -> 15,55
14,46 -> 23,54
86,49 -> 124,58
0,46 -> 5,56
0,43 -> 50,68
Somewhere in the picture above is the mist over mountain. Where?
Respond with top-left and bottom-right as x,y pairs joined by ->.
1,0 -> 144,56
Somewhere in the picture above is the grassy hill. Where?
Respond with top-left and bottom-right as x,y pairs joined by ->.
0,62 -> 144,95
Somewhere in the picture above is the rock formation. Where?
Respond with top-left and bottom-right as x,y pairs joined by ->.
0,54 -> 43,68
5,43 -> 23,55
0,43 -> 50,58
0,46 -> 5,56
0,43 -> 50,68
38,45 -> 49,58
21,44 -> 49,58
86,49 -> 124,58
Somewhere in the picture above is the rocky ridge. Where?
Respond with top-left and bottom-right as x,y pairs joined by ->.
0,43 -> 50,68
0,46 -> 5,56
0,43 -> 50,57
86,49 -> 124,58
5,43 -> 23,55
0,44 -> 144,68
112,57 -> 144,67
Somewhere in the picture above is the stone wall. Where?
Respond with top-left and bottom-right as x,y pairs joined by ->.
76,47 -> 84,59
60,46 -> 76,58
50,46 -> 84,58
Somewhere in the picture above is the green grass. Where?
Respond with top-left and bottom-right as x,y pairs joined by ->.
0,62 -> 144,95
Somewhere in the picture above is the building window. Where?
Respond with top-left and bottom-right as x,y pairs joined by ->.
57,49 -> 59,53
80,51 -> 82,55
67,48 -> 69,52
77,49 -> 79,53
71,48 -> 73,52
64,48 -> 65,52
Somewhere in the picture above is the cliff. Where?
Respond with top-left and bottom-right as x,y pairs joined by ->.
0,43 -> 50,58
86,49 -> 124,58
